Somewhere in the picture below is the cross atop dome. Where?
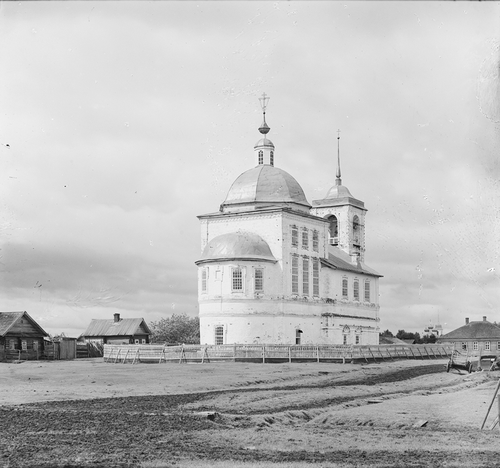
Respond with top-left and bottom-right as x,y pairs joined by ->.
258,93 -> 271,136
255,93 -> 274,166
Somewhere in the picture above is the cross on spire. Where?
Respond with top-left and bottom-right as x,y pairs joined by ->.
259,92 -> 270,113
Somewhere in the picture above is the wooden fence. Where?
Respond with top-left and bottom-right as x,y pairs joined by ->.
76,342 -> 104,358
103,343 -> 454,364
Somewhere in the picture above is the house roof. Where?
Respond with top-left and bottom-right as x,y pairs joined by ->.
320,246 -> 383,277
379,336 -> 407,345
439,320 -> 500,341
0,311 -> 49,337
83,317 -> 151,337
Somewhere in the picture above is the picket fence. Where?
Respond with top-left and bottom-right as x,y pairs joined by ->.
103,343 -> 453,364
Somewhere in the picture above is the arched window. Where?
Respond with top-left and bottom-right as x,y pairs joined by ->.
326,215 -> 338,245
352,215 -> 360,245
270,150 -> 274,166
258,150 -> 264,165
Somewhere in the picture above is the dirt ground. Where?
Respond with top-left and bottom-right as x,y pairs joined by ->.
1,358 -> 500,467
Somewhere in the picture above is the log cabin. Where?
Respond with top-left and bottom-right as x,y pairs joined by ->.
0,311 -> 49,361
82,313 -> 151,345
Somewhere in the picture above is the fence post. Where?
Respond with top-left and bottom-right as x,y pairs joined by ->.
262,345 -> 265,364
317,346 -> 320,363
288,346 -> 292,363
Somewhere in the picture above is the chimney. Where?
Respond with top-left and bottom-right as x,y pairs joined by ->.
114,313 -> 120,323
483,316 -> 487,322
465,317 -> 469,325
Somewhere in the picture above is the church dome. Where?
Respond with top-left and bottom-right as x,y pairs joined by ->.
196,231 -> 276,265
323,183 -> 353,200
221,165 -> 311,213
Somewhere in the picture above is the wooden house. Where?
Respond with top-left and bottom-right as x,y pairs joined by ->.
82,313 -> 151,345
0,311 -> 49,361
438,316 -> 500,357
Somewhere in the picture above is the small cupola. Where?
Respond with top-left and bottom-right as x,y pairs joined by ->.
254,93 -> 275,166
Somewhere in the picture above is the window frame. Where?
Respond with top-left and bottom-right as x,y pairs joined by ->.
291,255 -> 299,294
291,225 -> 298,247
201,268 -> 208,293
258,150 -> 263,165
312,258 -> 320,296
364,280 -> 370,302
473,341 -> 479,351
232,267 -> 243,292
301,229 -> 309,250
215,325 -> 224,345
312,230 -> 319,252
302,256 -> 309,296
254,268 -> 264,292
353,279 -> 359,301
485,341 -> 491,351
342,277 -> 348,299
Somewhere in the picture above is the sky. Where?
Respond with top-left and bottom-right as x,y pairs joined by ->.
0,1 -> 499,338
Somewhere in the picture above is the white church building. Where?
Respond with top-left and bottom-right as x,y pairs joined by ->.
196,96 -> 382,346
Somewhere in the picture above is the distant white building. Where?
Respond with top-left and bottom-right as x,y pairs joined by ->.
196,96 -> 382,346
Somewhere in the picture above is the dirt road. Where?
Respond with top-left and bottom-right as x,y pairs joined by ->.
1,359 -> 499,467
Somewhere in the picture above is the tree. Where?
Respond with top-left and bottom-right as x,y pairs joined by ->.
396,330 -> 421,343
149,313 -> 200,344
379,329 -> 394,337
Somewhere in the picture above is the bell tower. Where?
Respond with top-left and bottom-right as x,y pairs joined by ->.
309,130 -> 367,262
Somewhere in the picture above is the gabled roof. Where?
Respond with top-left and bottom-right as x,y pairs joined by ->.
439,320 -> 500,341
0,311 -> 49,337
320,246 -> 383,277
83,317 -> 151,337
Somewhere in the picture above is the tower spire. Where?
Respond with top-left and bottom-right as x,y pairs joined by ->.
336,129 -> 342,186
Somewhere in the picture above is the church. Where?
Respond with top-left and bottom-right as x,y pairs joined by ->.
195,95 -> 382,346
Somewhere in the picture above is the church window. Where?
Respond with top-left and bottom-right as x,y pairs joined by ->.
355,335 -> 360,345
270,150 -> 274,166
302,229 -> 309,250
295,329 -> 302,345
312,258 -> 319,296
302,257 -> 309,295
326,215 -> 338,245
343,335 -> 348,345
364,281 -> 370,302
342,278 -> 348,298
312,230 -> 319,252
201,268 -> 208,293
353,215 -> 360,245
254,268 -> 264,292
232,267 -> 243,292
258,150 -> 263,165
291,255 -> 299,294
291,225 -> 298,246
353,280 -> 359,301
215,326 -> 224,345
